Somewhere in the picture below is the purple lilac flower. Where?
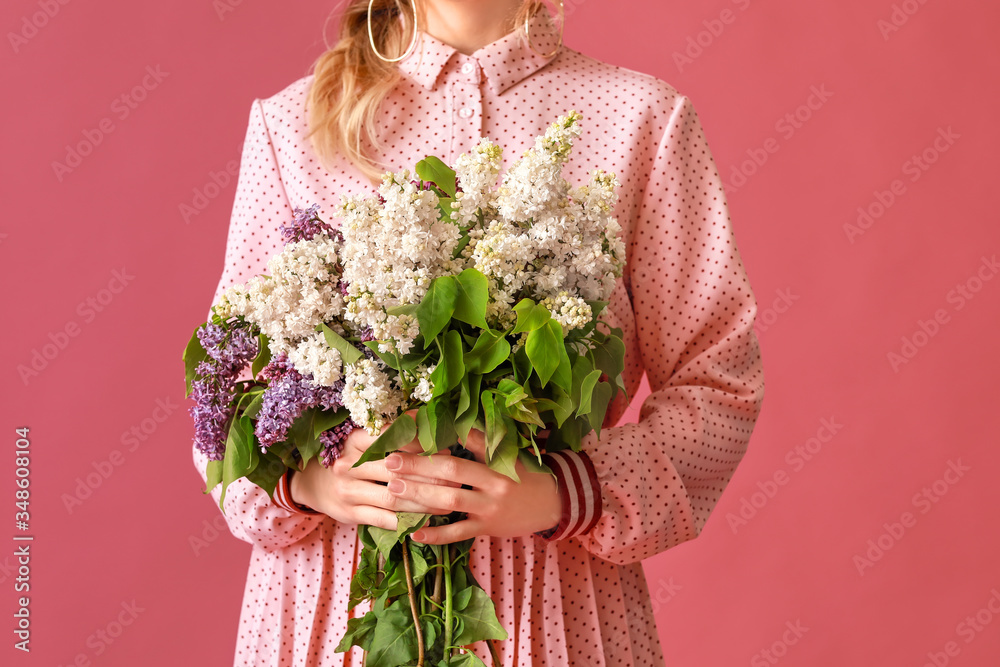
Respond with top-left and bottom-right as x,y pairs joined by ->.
254,358 -> 345,449
190,324 -> 259,461
280,204 -> 337,244
319,420 -> 359,467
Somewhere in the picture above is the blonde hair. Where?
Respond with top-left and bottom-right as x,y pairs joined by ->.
306,0 -> 543,185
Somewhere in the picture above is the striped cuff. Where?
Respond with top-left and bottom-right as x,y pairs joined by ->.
534,449 -> 602,541
272,469 -> 322,515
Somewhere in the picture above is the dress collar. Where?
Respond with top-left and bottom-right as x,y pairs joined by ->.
397,12 -> 562,96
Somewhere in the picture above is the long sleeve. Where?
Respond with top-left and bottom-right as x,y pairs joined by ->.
539,94 -> 765,565
190,98 -> 326,551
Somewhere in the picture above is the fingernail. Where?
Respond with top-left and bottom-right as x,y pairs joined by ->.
388,479 -> 405,494
411,530 -> 425,541
386,454 -> 401,470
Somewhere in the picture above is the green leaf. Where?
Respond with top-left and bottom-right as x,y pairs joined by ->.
452,586 -> 474,612
182,325 -> 209,397
286,408 -> 324,464
416,276 -> 458,343
487,429 -> 520,483
415,155 -> 457,197
417,401 -> 457,454
452,269 -> 489,329
548,387 -> 575,428
246,448 -> 287,500
367,526 -> 399,563
512,298 -> 552,334
451,230 -> 471,259
365,599 -> 419,667
251,333 -> 271,378
495,378 -> 527,405
429,329 -> 465,396
481,392 -> 506,456
385,303 -> 419,318
525,319 -> 565,387
464,329 -> 511,374
354,412 -> 417,467
437,195 -> 455,222
587,381 -> 615,437
241,390 -> 265,419
576,369 -> 603,417
204,459 -> 223,493
518,447 -> 552,475
395,512 -> 430,541
455,374 -> 482,444
313,409 -> 348,439
219,416 -> 258,510
319,323 -> 364,365
585,299 -> 609,319
334,611 -> 378,653
590,334 -> 626,392
446,652 -> 488,667
452,587 -> 509,646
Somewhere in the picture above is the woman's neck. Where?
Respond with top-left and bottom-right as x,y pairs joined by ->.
419,0 -> 526,55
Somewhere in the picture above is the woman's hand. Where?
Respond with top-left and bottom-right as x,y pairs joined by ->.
289,413 -> 461,531
384,428 -> 562,544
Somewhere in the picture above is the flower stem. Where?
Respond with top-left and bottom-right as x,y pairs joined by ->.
401,536 -> 424,667
444,543 -> 454,657
488,639 -> 501,666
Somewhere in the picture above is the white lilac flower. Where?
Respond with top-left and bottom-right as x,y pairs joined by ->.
287,331 -> 344,387
496,110 -> 582,222
339,170 -> 462,352
342,358 -> 406,434
471,219 -> 534,294
540,291 -> 593,331
218,232 -> 344,357
452,138 -> 502,226
409,364 -> 437,403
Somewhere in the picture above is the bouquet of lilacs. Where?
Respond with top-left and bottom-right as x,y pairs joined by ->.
184,111 -> 627,667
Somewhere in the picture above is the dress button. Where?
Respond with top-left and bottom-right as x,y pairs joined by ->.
458,107 -> 473,119
461,62 -> 475,74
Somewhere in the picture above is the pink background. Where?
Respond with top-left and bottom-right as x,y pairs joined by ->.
3,0 -> 999,664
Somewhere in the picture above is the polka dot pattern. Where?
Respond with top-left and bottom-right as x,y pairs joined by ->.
193,12 -> 764,666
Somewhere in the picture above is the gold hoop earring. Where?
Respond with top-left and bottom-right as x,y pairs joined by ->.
367,0 -> 420,63
525,0 -> 564,58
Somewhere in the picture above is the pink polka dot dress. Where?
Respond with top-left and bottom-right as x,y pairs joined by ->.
192,13 -> 765,667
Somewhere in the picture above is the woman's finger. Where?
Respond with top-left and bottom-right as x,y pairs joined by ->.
353,478 -> 454,515
386,450 -> 495,490
410,518 -> 482,545
387,477 -> 485,515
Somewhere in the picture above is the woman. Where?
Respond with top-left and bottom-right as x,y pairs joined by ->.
193,1 -> 765,664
